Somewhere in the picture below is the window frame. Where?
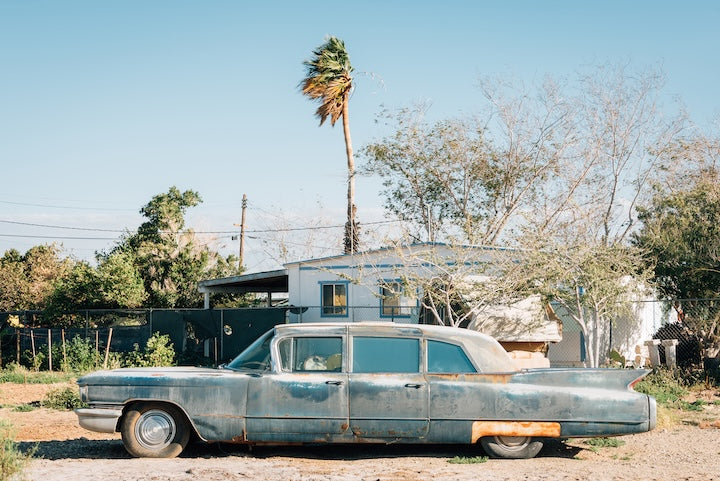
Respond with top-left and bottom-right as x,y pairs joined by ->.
319,281 -> 349,318
378,280 -> 417,319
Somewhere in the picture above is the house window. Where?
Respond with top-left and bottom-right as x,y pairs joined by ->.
321,282 -> 348,317
380,281 -> 415,317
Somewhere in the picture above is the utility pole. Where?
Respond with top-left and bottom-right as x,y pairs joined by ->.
233,194 -> 247,271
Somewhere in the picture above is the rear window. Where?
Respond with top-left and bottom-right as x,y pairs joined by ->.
427,340 -> 476,373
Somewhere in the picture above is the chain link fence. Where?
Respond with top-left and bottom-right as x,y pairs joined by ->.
0,308 -> 285,368
2,299 -> 719,371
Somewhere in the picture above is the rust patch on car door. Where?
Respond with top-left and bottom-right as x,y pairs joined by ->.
471,421 -> 561,443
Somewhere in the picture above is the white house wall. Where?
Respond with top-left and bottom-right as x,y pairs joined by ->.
286,245 -> 471,324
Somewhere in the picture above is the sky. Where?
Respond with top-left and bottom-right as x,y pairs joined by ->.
1,0 -> 719,273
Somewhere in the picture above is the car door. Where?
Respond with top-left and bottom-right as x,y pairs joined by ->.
425,338 -> 486,443
245,335 -> 349,442
348,334 -> 429,439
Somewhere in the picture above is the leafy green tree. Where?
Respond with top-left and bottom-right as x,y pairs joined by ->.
633,171 -> 720,299
0,245 -> 71,311
301,36 -> 359,254
112,186 -> 237,308
45,251 -> 147,321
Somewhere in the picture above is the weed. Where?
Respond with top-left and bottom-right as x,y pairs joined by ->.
634,369 -> 688,405
0,364 -> 74,384
447,455 -> 488,464
11,404 -> 36,413
0,420 -> 35,481
677,399 -> 707,411
584,437 -> 625,449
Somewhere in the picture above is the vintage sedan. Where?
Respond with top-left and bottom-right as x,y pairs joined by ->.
75,322 -> 656,459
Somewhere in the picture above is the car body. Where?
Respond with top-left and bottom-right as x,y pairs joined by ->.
76,322 -> 656,459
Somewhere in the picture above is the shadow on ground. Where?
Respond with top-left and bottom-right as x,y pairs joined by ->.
19,437 -> 582,461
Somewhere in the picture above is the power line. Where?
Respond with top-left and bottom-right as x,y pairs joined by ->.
0,234 -> 118,240
0,199 -> 133,211
0,218 -> 400,235
0,220 -> 126,232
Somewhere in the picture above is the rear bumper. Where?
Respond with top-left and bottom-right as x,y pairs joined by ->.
648,396 -> 657,431
75,407 -> 122,433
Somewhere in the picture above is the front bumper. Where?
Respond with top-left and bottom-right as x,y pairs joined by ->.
75,407 -> 123,433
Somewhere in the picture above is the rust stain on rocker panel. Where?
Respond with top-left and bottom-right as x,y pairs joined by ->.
471,421 -> 561,443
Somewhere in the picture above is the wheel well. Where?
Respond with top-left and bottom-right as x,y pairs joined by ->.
121,400 -> 200,441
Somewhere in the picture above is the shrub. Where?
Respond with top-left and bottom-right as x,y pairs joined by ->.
60,336 -> 101,373
42,387 -> 85,410
0,420 -> 34,481
124,332 -> 175,368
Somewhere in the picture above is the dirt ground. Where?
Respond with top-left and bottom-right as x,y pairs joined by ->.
3,382 -> 720,481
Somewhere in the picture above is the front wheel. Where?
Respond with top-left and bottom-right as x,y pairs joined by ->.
480,436 -> 544,459
121,402 -> 191,458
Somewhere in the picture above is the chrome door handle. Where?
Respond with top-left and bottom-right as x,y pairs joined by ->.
326,380 -> 343,386
404,383 -> 422,389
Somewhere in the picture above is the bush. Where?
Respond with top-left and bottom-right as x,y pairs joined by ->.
124,332 -> 175,368
60,336 -> 101,373
42,387 -> 85,410
0,420 -> 34,481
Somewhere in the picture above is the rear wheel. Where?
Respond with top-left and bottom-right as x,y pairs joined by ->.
121,402 -> 190,458
480,436 -> 544,459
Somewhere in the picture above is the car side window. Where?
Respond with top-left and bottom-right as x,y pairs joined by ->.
352,336 -> 419,373
279,337 -> 343,372
427,340 -> 477,373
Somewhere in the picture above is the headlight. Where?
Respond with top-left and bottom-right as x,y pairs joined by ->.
78,385 -> 89,403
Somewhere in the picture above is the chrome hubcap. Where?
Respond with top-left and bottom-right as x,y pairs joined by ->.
495,436 -> 530,450
135,409 -> 176,450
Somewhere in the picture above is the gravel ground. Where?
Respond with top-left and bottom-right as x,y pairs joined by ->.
4,383 -> 720,481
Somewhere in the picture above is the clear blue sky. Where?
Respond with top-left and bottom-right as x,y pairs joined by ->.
1,0 -> 718,271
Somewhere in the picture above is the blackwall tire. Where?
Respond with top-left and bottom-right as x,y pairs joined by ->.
121,402 -> 190,458
480,436 -> 544,459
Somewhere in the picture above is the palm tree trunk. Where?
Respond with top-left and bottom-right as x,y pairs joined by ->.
342,100 -> 357,254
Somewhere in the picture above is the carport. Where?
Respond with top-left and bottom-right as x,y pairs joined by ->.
197,269 -> 289,308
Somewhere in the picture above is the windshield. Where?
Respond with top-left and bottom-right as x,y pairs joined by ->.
225,329 -> 274,371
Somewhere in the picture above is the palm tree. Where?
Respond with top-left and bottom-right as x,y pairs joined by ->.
301,36 -> 359,254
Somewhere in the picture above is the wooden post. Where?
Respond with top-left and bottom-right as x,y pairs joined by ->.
233,194 -> 248,270
47,328 -> 52,372
103,328 -> 113,369
95,330 -> 100,369
61,329 -> 68,372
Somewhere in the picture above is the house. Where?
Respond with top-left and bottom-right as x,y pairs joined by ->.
199,243 -> 562,368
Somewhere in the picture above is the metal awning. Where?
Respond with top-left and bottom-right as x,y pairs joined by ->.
198,269 -> 289,295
